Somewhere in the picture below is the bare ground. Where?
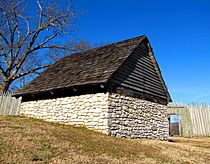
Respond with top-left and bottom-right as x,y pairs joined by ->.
0,116 -> 209,163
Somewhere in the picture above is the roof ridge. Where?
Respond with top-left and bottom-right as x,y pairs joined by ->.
78,35 -> 146,53
59,35 -> 147,60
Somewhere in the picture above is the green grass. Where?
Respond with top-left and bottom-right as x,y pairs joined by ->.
0,116 -> 210,163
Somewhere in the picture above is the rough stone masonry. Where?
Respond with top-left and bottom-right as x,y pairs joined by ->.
21,93 -> 169,140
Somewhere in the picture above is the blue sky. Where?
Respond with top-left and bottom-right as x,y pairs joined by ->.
69,0 -> 210,103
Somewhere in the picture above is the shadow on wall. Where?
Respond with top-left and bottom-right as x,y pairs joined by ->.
110,41 -> 168,105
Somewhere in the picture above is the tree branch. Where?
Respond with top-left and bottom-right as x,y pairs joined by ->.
0,64 -> 7,77
30,33 -> 58,52
0,46 -> 10,68
37,0 -> 43,27
14,14 -> 31,61
12,26 -> 44,75
12,64 -> 49,80
31,45 -> 74,53
0,32 -> 9,45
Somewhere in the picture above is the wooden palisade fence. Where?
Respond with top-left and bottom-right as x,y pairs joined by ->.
0,93 -> 22,116
167,103 -> 210,137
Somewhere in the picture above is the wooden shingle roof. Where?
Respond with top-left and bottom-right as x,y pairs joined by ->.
16,35 -> 147,96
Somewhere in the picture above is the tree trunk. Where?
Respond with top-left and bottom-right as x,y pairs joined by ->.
1,81 -> 11,94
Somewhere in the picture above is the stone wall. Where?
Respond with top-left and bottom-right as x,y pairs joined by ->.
20,92 -> 169,140
20,93 -> 110,134
108,93 -> 169,140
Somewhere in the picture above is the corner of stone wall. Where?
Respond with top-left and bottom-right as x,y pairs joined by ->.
107,93 -> 169,140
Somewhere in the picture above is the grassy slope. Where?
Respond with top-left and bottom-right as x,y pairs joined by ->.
0,116 -> 210,163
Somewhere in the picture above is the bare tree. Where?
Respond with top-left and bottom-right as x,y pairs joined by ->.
0,0 -> 88,93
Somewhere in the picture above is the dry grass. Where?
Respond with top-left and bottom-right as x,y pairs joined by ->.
0,116 -> 209,163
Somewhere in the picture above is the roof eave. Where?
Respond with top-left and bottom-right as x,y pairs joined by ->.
14,82 -> 107,98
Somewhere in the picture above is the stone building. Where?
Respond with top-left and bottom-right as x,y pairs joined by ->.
15,35 -> 172,140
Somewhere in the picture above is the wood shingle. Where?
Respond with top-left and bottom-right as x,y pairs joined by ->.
15,35 -> 171,103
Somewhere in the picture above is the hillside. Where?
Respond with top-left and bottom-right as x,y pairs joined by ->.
0,116 -> 210,163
